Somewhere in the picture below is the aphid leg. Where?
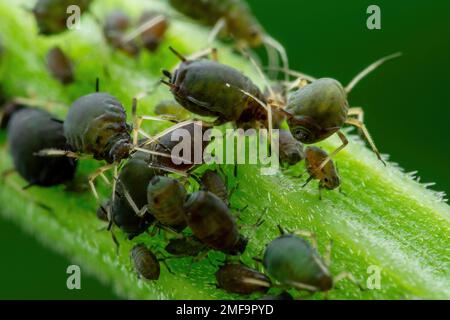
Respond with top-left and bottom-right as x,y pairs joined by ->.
207,18 -> 226,46
318,185 -> 323,200
118,179 -> 147,218
34,149 -> 79,158
262,35 -> 290,82
345,117 -> 385,165
333,271 -> 365,291
292,230 -> 318,249
122,14 -> 166,43
88,164 -> 115,200
317,131 -> 349,171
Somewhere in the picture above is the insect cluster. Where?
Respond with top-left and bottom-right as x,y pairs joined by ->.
0,0 -> 400,299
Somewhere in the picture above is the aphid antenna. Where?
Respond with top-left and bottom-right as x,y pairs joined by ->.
277,224 -> 287,235
147,162 -> 190,178
207,18 -> 226,46
345,52 -> 402,94
264,66 -> 317,83
117,179 -> 147,217
332,271 -> 366,291
169,46 -> 188,62
122,14 -> 166,43
262,35 -> 290,82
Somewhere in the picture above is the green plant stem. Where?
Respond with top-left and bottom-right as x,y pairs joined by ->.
0,0 -> 449,299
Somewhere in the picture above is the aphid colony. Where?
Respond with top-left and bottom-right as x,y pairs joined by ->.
0,0 -> 400,299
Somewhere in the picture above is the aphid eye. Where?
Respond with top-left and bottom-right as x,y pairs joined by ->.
324,178 -> 329,183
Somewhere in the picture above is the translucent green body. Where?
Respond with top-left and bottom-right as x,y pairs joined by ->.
286,78 -> 349,144
263,234 -> 332,291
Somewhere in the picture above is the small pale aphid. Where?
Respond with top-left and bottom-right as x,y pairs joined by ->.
46,46 -> 74,85
303,146 -> 340,195
131,244 -> 160,280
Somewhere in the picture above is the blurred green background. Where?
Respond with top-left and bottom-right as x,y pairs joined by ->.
0,0 -> 449,299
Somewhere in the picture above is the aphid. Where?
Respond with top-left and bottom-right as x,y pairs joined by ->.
46,46 -> 74,85
146,175 -> 187,231
137,11 -> 169,52
303,146 -> 340,197
168,0 -> 288,78
161,48 -> 268,127
131,244 -> 160,280
7,108 -> 76,187
215,262 -> 271,295
278,129 -> 305,166
200,169 -> 229,206
164,236 -> 207,258
103,10 -> 140,57
183,190 -> 247,255
154,100 -> 190,122
32,0 -> 92,35
64,92 -> 133,164
111,152 -> 158,239
263,227 -> 360,293
284,53 -> 402,168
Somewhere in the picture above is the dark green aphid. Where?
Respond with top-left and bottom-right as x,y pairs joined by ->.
7,108 -> 76,187
165,236 -> 207,257
131,244 -> 160,280
33,0 -> 92,35
263,228 -> 360,293
278,129 -> 305,166
112,152 -> 158,239
284,53 -> 402,167
103,10 -> 140,57
154,99 -> 190,122
303,146 -> 340,192
200,169 -> 229,206
215,262 -> 271,295
161,48 -> 267,127
46,46 -> 74,85
64,92 -> 132,164
138,11 -> 169,52
147,175 -> 187,231
183,191 -> 247,255
263,233 -> 332,292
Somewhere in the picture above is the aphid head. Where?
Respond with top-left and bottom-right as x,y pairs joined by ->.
109,138 -> 132,163
320,172 -> 340,190
288,115 -> 339,144
246,26 -> 264,47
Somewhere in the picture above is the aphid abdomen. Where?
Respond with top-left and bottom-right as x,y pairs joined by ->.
46,47 -> 74,85
165,237 -> 205,257
286,78 -> 349,143
131,244 -> 160,280
184,191 -> 244,254
171,60 -> 265,124
200,170 -> 229,206
7,108 -> 76,186
64,93 -> 132,163
147,176 -> 187,230
216,263 -> 271,295
278,129 -> 305,166
263,234 -> 332,291
112,153 -> 158,238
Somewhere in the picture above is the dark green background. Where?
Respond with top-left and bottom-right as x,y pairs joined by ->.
0,0 -> 449,299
